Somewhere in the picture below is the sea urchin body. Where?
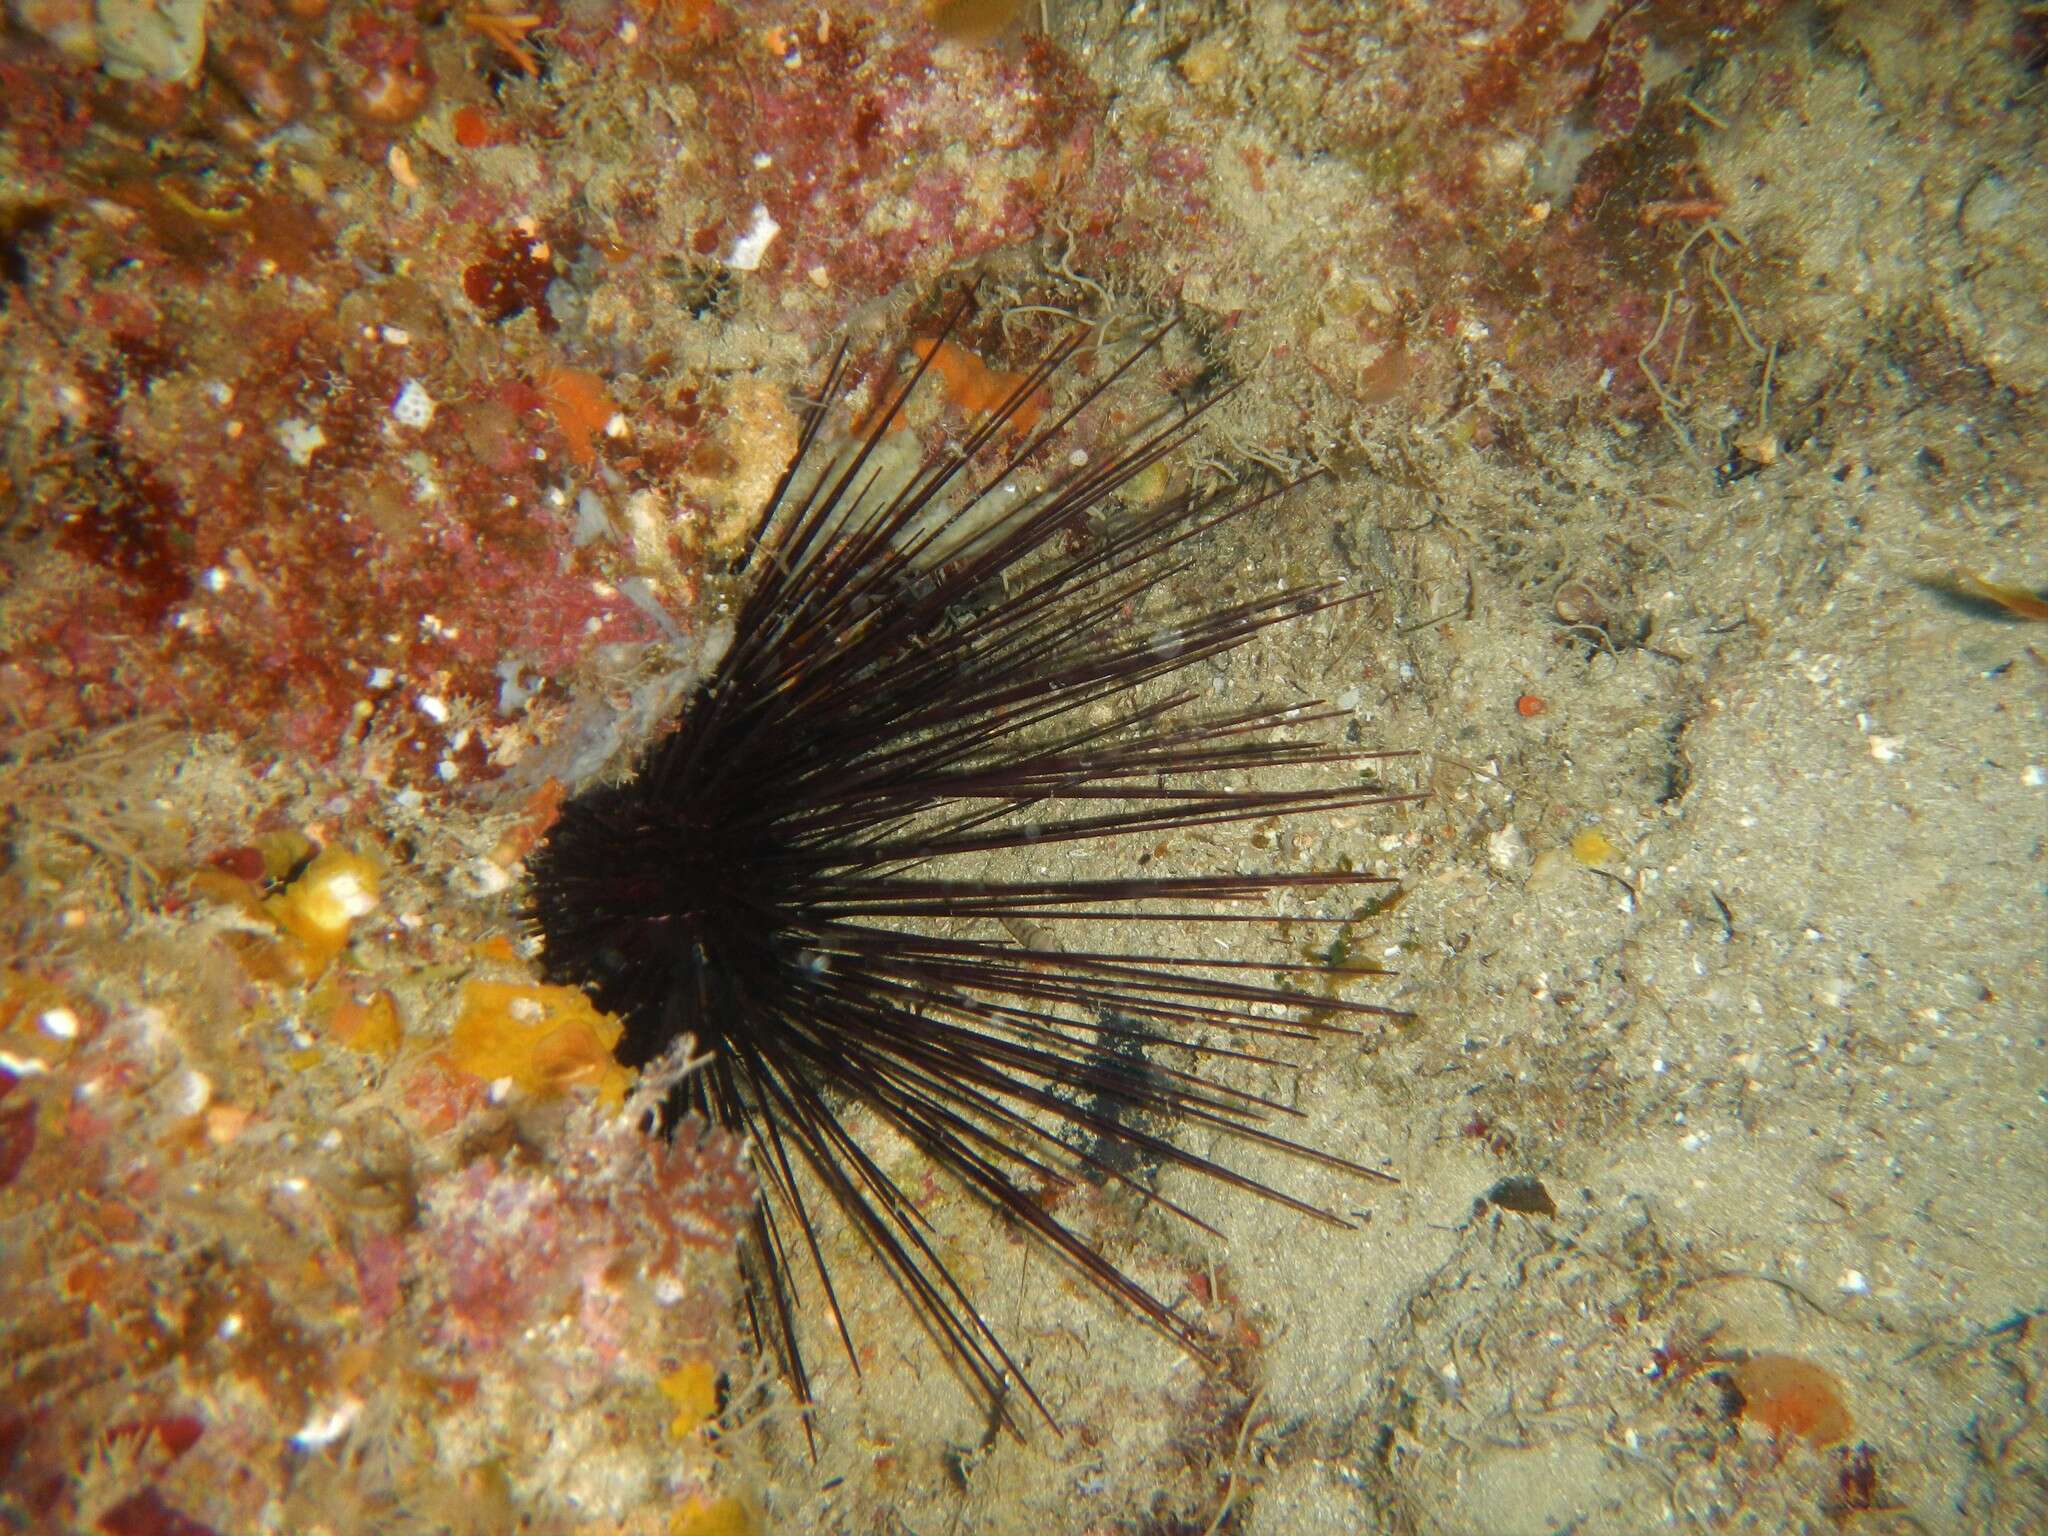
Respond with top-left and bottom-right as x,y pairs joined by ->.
526,300 -> 1411,1435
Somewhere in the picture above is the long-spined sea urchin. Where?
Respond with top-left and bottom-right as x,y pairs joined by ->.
525,295 -> 1412,1439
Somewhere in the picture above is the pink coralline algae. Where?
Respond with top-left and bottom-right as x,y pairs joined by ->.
427,1118 -> 753,1357
2,3 -> 1120,790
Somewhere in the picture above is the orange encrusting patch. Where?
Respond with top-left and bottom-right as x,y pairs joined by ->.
1728,1353 -> 1853,1445
539,368 -> 619,468
321,987 -> 402,1056
452,104 -> 512,148
446,980 -> 632,1107
670,1495 -> 756,1536
659,1360 -> 720,1438
266,847 -> 382,975
910,337 -> 1051,439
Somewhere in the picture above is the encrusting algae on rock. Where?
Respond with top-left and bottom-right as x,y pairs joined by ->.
6,0 -> 2042,1530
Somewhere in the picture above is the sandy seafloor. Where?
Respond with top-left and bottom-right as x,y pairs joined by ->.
2,1 -> 2043,1534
